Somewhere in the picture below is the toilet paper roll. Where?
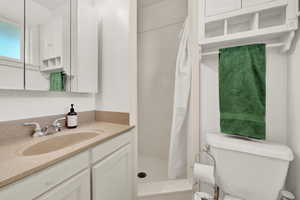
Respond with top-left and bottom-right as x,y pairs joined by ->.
193,163 -> 215,185
194,192 -> 213,200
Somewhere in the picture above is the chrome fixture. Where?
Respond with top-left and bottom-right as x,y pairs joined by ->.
202,145 -> 220,200
193,145 -> 220,200
24,117 -> 66,137
52,117 -> 66,132
280,190 -> 295,200
24,122 -> 48,137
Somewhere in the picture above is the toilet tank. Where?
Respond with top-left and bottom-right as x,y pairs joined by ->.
206,133 -> 294,200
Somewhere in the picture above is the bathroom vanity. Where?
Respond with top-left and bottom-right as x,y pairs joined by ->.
0,122 -> 134,200
0,1 -> 134,199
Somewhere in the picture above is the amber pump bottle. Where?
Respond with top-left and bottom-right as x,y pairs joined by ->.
67,104 -> 78,128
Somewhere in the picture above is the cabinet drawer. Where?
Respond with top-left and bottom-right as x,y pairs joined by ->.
0,151 -> 89,200
91,132 -> 132,164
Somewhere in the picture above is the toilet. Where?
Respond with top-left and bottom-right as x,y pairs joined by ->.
204,133 -> 294,200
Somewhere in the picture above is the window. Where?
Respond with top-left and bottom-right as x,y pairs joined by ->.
0,20 -> 21,60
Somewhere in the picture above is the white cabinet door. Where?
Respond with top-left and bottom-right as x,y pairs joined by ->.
72,0 -> 98,93
36,169 -> 90,200
242,0 -> 274,8
205,0 -> 241,16
92,144 -> 133,200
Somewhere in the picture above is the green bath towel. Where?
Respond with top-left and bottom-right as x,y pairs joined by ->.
50,72 -> 65,91
219,44 -> 266,140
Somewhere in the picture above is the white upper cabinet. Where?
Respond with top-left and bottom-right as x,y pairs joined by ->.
0,0 -> 100,93
25,0 -> 72,92
242,0 -> 275,8
200,0 -> 299,52
205,0 -> 241,16
71,0 -> 98,93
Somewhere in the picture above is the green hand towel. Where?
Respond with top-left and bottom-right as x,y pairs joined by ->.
50,72 -> 65,91
219,44 -> 266,140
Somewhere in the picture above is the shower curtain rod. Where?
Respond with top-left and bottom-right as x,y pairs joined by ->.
202,42 -> 284,57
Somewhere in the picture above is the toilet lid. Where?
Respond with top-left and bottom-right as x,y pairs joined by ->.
207,133 -> 294,161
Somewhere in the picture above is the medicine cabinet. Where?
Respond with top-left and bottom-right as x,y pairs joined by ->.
0,0 -> 98,93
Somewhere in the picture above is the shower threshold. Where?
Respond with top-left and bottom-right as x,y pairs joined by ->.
138,179 -> 192,199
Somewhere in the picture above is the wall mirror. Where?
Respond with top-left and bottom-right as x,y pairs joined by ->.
25,0 -> 71,91
0,0 -> 25,90
0,0 -> 98,93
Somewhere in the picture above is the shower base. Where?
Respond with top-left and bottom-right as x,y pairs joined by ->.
138,154 -> 192,200
138,154 -> 168,183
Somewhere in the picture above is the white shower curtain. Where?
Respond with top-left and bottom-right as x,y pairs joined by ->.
168,18 -> 192,179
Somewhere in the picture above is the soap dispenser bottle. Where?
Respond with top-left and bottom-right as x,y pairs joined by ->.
67,104 -> 78,128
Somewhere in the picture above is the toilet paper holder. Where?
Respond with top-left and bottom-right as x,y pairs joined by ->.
194,145 -> 220,200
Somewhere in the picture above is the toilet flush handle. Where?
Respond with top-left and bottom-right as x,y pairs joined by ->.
280,190 -> 295,200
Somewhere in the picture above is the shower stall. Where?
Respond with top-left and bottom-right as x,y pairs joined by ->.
137,0 -> 198,199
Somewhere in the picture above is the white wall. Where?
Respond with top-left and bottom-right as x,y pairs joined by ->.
138,0 -> 187,159
200,48 -> 288,144
287,30 -> 300,197
95,0 -> 130,113
0,90 -> 95,122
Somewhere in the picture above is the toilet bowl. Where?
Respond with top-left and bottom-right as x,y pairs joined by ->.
204,133 -> 294,200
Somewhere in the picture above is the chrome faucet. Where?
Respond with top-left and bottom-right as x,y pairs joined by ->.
24,117 -> 66,137
24,122 -> 48,137
52,117 -> 66,132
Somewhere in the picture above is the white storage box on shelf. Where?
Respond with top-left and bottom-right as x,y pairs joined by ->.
199,0 -> 299,56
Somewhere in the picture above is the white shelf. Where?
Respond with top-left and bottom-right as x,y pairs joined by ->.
40,66 -> 64,73
200,25 -> 296,48
199,0 -> 298,52
40,66 -> 74,78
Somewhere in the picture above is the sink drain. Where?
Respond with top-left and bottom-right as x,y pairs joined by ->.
137,172 -> 147,179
